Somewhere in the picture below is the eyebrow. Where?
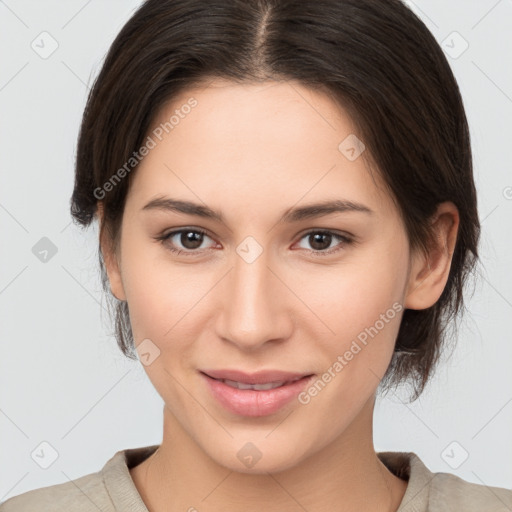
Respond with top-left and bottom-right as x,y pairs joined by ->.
142,196 -> 373,224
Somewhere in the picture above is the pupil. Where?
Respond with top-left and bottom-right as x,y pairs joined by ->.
183,231 -> 202,249
311,233 -> 331,250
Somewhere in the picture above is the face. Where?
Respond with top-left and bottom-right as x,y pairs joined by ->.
104,78 -> 420,473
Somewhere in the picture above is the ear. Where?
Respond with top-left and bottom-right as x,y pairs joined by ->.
404,202 -> 459,310
97,202 -> 127,301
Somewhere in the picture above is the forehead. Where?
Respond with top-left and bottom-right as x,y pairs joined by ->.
151,78 -> 358,154
128,78 -> 393,219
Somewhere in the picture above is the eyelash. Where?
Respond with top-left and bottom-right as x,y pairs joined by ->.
154,228 -> 354,257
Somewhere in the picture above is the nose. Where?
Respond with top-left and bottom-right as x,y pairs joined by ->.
215,245 -> 293,351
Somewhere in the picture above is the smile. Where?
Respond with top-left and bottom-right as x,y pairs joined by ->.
200,370 -> 314,417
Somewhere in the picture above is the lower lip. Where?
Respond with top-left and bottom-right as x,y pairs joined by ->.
201,373 -> 314,417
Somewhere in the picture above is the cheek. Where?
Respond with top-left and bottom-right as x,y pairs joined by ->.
299,263 -> 405,422
118,238 -> 203,344
301,244 -> 408,397
315,251 -> 407,339
119,242 -> 207,404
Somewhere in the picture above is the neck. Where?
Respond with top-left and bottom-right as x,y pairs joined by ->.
130,395 -> 407,512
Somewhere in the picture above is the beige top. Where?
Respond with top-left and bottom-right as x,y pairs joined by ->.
1,444 -> 511,511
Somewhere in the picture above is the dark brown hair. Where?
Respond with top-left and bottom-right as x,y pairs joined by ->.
70,0 -> 480,401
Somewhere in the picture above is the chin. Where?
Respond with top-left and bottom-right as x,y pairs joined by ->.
202,434 -> 313,475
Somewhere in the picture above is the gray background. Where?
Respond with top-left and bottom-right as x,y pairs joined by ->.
1,0 -> 511,501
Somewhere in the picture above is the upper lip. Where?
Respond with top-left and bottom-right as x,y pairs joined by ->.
201,369 -> 313,384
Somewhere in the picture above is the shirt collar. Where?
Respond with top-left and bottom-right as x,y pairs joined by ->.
102,446 -> 432,512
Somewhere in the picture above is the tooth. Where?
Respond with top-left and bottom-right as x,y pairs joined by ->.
252,382 -> 283,390
223,379 -> 244,389
237,382 -> 257,390
221,379 -> 286,390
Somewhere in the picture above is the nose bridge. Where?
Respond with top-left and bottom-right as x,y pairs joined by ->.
217,235 -> 289,349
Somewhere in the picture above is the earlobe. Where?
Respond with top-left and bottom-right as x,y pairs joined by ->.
404,202 -> 459,310
97,202 -> 127,302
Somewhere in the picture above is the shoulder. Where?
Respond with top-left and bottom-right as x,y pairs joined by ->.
429,469 -> 512,511
0,445 -> 157,512
0,471 -> 112,512
379,451 -> 512,512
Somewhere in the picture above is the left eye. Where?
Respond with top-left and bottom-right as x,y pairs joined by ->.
295,230 -> 352,256
156,229 -> 352,256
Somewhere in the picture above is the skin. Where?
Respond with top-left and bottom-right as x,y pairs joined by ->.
98,78 -> 459,512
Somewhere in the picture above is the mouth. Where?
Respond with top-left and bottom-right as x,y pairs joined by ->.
214,376 -> 305,391
199,369 -> 315,417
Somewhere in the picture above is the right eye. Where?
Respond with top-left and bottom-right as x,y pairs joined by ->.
155,228 -> 217,255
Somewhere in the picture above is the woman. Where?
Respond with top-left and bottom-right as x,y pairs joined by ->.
2,0 -> 511,511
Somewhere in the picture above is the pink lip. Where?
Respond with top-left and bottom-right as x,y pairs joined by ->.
200,369 -> 314,417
